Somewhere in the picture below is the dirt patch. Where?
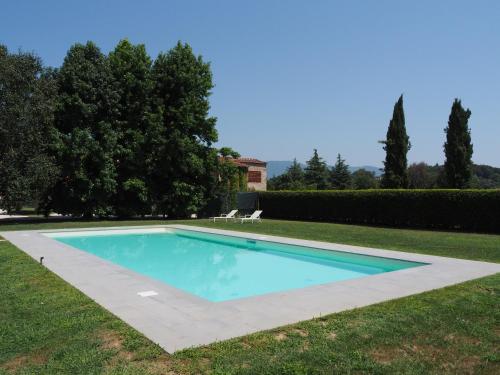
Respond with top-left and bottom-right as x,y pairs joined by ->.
327,331 -> 337,340
371,341 -> 483,374
99,330 -> 134,361
274,332 -> 288,341
1,351 -> 48,373
445,334 -> 482,346
370,347 -> 400,365
240,341 -> 252,349
291,328 -> 308,337
100,330 -> 125,350
140,356 -> 180,375
99,332 -> 179,375
298,341 -> 310,353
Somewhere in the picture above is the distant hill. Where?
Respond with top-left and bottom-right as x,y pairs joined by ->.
266,160 -> 382,178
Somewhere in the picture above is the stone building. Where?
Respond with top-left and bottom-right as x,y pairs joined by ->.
233,158 -> 267,191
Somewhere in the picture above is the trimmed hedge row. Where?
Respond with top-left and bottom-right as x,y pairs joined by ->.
258,190 -> 500,233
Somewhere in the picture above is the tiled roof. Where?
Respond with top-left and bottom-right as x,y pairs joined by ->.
235,158 -> 267,166
218,157 -> 267,168
218,157 -> 248,168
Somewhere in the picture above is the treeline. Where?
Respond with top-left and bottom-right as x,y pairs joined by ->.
269,157 -> 500,191
268,153 -> 379,190
269,95 -> 480,191
0,41 -> 233,217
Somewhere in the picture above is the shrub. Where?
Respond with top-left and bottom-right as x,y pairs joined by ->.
258,190 -> 500,233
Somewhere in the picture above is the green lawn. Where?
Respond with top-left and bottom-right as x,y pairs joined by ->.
1,219 -> 499,374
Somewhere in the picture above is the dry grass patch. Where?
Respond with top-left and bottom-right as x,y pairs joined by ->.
327,331 -> 337,340
291,328 -> 309,337
274,332 -> 287,341
1,351 -> 48,374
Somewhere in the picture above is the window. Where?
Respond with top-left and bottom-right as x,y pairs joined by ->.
248,170 -> 262,183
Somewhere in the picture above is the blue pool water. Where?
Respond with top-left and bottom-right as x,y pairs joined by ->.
48,229 -> 424,302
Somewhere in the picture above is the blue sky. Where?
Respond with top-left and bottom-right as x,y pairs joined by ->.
2,0 -> 499,166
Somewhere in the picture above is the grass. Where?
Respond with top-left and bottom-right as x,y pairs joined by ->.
1,219 -> 499,374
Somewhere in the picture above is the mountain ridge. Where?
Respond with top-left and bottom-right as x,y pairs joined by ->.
266,160 -> 382,178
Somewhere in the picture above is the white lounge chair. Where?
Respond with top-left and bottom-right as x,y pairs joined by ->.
210,209 -> 238,222
239,210 -> 263,223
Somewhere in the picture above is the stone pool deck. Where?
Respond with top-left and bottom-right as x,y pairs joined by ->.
2,224 -> 499,353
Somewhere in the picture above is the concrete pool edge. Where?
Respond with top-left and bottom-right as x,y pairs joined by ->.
1,224 -> 499,353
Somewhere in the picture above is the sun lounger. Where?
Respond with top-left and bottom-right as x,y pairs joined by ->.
210,209 -> 238,222
239,210 -> 263,223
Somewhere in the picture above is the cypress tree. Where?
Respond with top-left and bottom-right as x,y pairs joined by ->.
444,99 -> 473,188
330,154 -> 352,189
380,95 -> 410,188
304,149 -> 330,190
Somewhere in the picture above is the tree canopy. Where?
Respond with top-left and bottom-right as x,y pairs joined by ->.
0,40 -> 232,217
149,42 -> 218,217
0,45 -> 58,213
268,159 -> 306,190
108,39 -> 155,217
304,149 -> 330,189
352,169 -> 378,189
330,154 -> 352,189
46,41 -> 119,217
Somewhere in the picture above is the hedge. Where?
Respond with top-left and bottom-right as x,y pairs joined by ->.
258,190 -> 500,233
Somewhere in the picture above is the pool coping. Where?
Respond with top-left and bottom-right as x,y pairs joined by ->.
1,224 -> 499,353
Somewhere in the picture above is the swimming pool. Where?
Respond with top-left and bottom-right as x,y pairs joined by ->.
46,228 -> 425,302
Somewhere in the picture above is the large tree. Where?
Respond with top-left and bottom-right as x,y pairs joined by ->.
304,149 -> 330,189
443,99 -> 473,188
0,46 -> 58,213
380,95 -> 410,188
330,154 -> 352,189
408,162 -> 440,189
150,42 -> 218,217
108,39 -> 156,216
46,42 -> 119,217
352,169 -> 378,189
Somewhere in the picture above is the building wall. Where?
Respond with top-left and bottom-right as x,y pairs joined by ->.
247,165 -> 267,191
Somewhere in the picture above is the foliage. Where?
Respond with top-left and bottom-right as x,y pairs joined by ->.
16,40 -> 220,218
259,189 -> 500,233
330,154 -> 352,189
444,99 -> 473,188
0,46 -> 58,213
352,168 -> 378,189
380,95 -> 411,188
268,159 -> 306,190
304,149 -> 330,189
213,148 -> 245,214
149,42 -> 218,217
45,42 -> 119,217
472,164 -> 500,188
108,39 -> 156,217
407,162 -> 441,188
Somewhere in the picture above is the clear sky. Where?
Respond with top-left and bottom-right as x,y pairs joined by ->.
2,0 -> 499,166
